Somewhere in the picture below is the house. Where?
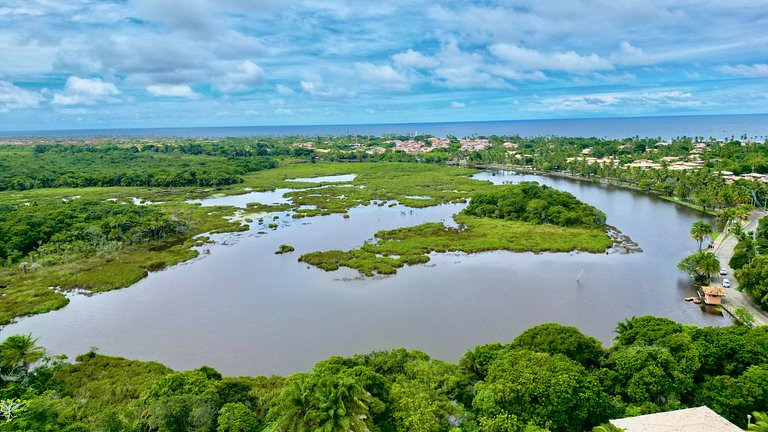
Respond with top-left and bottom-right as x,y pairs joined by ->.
701,286 -> 726,305
610,406 -> 742,432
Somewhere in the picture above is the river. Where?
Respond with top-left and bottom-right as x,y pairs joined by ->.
0,171 -> 729,376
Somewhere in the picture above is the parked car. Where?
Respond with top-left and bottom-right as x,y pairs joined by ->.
723,278 -> 731,288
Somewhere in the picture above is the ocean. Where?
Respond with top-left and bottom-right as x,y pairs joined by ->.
1,113 -> 767,140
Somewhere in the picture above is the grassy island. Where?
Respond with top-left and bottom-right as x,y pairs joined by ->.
0,147 -> 617,323
300,183 -> 613,276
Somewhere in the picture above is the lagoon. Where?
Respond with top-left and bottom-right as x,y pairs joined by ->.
0,171 -> 729,376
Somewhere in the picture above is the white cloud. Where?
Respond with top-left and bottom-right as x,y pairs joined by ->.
536,90 -> 704,112
434,40 -> 510,89
718,63 -> 768,78
355,63 -> 410,92
489,43 -> 613,72
146,84 -> 198,98
611,41 -> 651,66
450,101 -> 465,108
300,73 -> 355,100
51,76 -> 120,105
275,84 -> 295,95
212,60 -> 265,93
0,80 -> 44,112
392,49 -> 439,69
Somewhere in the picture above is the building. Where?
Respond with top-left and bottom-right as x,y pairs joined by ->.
701,286 -> 726,305
610,406 -> 742,432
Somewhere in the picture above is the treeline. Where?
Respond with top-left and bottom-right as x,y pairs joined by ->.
0,199 -> 186,263
732,216 -> 768,310
2,316 -> 766,431
463,182 -> 607,229
0,144 -> 277,190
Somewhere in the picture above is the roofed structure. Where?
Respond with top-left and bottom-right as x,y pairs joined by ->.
610,406 -> 742,432
701,286 -> 726,305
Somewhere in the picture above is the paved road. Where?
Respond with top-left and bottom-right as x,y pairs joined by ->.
713,210 -> 768,326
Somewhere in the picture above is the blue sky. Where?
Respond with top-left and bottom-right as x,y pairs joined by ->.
1,0 -> 768,131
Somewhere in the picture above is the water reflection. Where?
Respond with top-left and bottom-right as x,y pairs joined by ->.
0,171 -> 729,376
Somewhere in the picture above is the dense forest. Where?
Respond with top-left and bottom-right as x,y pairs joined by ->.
463,182 -> 607,229
0,143 -> 277,190
0,199 -> 187,263
0,317 -> 765,431
730,216 -> 768,310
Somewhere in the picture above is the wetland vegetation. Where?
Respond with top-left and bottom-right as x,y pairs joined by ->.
1,316 -> 766,431
299,183 -> 613,276
0,141 -> 621,325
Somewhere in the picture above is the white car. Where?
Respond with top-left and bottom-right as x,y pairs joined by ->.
723,278 -> 731,288
720,268 -> 727,276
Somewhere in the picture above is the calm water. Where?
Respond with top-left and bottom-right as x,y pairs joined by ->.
2,114 -> 768,140
0,172 -> 729,375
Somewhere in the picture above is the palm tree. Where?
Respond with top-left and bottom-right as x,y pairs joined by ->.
309,378 -> 372,432
697,251 -> 721,281
749,411 -> 768,432
267,377 -> 316,432
690,221 -> 714,251
0,334 -> 45,383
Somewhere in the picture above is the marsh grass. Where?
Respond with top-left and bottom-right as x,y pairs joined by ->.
300,213 -> 612,276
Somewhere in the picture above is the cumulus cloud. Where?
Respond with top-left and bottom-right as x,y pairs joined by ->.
300,74 -> 356,100
718,63 -> 768,78
146,84 -> 198,98
212,60 -> 265,93
392,49 -> 439,69
611,41 -> 652,66
434,40 -> 509,89
489,43 -> 613,72
51,76 -> 120,105
355,63 -> 410,92
0,80 -> 44,112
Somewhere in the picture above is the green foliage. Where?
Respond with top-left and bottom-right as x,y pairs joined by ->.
690,221 -> 714,251
749,411 -> 768,432
463,182 -> 606,229
275,244 -> 295,254
677,251 -> 720,280
217,402 -> 259,432
300,213 -> 612,276
736,255 -> 768,310
473,350 -> 611,432
0,199 -> 186,262
3,317 -> 768,431
511,323 -> 605,368
0,144 -> 276,190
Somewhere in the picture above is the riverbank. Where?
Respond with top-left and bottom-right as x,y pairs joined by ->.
453,162 -> 719,216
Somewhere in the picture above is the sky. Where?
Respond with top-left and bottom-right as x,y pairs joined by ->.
1,0 -> 768,131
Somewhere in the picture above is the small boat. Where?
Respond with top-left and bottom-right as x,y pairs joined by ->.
684,297 -> 695,302
693,298 -> 702,304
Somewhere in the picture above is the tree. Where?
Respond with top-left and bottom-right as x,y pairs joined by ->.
309,377 -> 373,432
0,334 -> 45,383
678,251 -> 720,281
690,221 -> 714,251
473,350 -> 612,432
735,255 -> 768,309
511,323 -> 605,368
217,402 -> 259,432
749,411 -> 768,432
